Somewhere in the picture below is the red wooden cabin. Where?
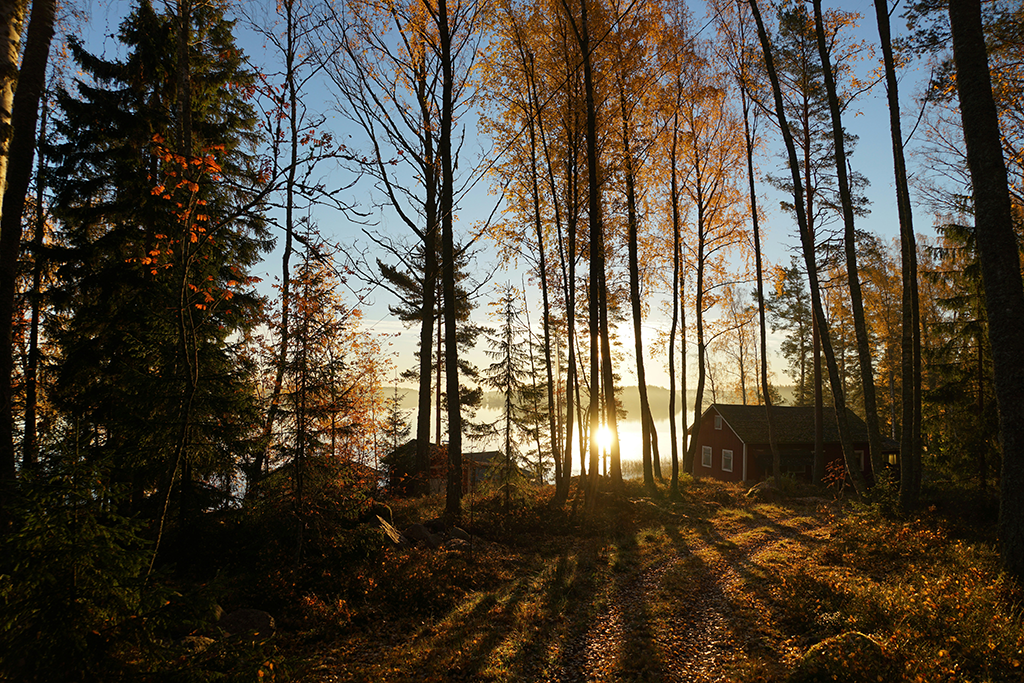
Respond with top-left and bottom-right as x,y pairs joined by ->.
690,404 -> 889,483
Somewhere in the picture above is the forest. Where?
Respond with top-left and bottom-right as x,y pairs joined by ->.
1,0 -> 1024,680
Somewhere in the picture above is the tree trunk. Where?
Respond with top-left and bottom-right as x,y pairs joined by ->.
738,62 -> 780,485
415,217 -> 438,495
668,110 -> 682,498
617,84 -> 655,493
684,205 -> 707,475
249,3 -> 300,498
562,163 -> 579,501
598,242 -> 622,492
749,0 -> 865,499
560,0 -> 604,507
413,42 -> 441,497
524,58 -> 562,503
437,0 -> 462,521
22,98 -> 46,471
948,0 -> 1024,580
812,315 -> 824,482
680,255 -> 688,475
812,0 -> 883,488
436,302 -> 443,441
872,0 -> 921,497
533,50 -> 573,505
0,0 -> 55,486
649,410 -> 662,480
0,0 -> 29,214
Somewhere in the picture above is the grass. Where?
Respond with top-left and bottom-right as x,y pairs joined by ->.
213,477 -> 1023,682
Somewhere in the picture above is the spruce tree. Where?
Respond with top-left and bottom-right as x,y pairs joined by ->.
767,259 -> 814,405
47,0 -> 269,522
925,223 -> 999,488
482,285 -> 532,510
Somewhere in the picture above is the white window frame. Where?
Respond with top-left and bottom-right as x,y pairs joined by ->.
714,415 -> 723,430
702,445 -> 712,468
722,448 -> 734,473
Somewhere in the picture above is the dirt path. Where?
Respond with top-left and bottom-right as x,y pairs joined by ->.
654,553 -> 740,683
292,490 -> 835,683
546,496 -> 832,682
549,540 -> 742,682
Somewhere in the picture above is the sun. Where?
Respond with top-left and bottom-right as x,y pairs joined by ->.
596,425 -> 613,452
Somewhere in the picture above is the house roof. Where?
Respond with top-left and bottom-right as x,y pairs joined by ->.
707,403 -> 873,446
466,450 -> 503,465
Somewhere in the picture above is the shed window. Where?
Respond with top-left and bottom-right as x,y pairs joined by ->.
714,415 -> 723,430
722,449 -> 734,473
702,446 -> 712,468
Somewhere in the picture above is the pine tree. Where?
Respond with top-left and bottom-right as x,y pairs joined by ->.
382,389 -> 412,455
378,239 -> 485,445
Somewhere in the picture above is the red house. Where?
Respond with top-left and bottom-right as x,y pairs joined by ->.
691,403 -> 885,483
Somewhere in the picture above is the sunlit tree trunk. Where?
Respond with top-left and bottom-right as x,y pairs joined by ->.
0,0 -> 29,215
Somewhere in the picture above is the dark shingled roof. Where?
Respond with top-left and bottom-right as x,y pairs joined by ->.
466,450 -> 503,465
709,404 -> 871,445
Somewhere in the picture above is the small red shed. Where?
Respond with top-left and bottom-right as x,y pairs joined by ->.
691,403 -> 883,483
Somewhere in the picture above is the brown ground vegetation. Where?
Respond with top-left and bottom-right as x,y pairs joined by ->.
230,477 -> 1024,682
